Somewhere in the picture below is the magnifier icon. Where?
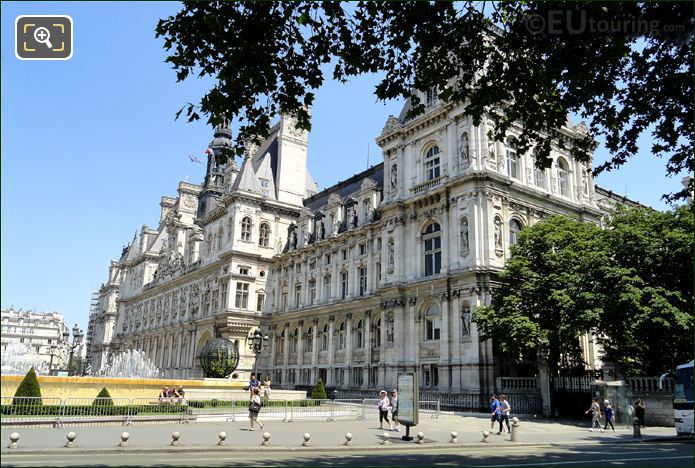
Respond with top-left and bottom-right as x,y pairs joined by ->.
33,27 -> 53,49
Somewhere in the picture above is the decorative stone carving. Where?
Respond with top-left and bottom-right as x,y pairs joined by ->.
461,304 -> 471,337
494,217 -> 504,257
387,239 -> 395,273
459,132 -> 470,168
390,163 -> 398,193
460,217 -> 469,257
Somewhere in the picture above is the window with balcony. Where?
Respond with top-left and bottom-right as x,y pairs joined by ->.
424,146 -> 441,181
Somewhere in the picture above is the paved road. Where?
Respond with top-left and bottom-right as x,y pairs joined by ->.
1,442 -> 691,467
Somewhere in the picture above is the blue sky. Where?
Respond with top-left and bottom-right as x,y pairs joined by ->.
1,2 -> 685,333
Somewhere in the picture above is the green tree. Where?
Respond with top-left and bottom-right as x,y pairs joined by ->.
93,387 -> 114,406
598,205 -> 694,375
156,2 -> 693,201
311,378 -> 327,400
473,216 -> 606,375
13,367 -> 42,405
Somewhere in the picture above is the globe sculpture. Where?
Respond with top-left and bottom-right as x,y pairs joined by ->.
199,338 -> 240,378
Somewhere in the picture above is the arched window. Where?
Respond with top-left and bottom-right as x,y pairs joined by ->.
425,146 -> 441,181
291,328 -> 299,353
509,219 -> 523,246
259,222 -> 271,247
556,159 -> 569,196
355,319 -> 364,349
321,324 -> 329,351
425,304 -> 441,341
506,139 -> 518,179
241,216 -> 252,241
423,222 -> 442,276
532,151 -> 545,188
338,322 -> 346,349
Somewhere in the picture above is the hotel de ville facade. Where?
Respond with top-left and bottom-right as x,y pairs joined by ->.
89,89 -> 623,394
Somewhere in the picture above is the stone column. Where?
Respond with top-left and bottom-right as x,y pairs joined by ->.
363,311 -> 371,387
327,316 -> 335,385
297,320 -> 304,383
282,323 -> 290,384
366,236 -> 374,293
345,313 -> 353,385
331,250 -> 339,300
393,300 -> 406,367
379,308 -> 387,387
450,294 -> 462,390
311,319 -> 319,383
438,293 -> 451,389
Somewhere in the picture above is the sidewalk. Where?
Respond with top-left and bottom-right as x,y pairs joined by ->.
1,413 -> 683,454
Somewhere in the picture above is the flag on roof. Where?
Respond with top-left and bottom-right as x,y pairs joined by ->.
205,148 -> 214,157
189,155 -> 204,164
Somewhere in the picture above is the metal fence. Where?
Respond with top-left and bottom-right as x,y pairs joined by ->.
0,396 -> 442,428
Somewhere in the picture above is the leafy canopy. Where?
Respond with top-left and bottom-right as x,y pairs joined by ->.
473,205 -> 694,376
156,1 -> 693,201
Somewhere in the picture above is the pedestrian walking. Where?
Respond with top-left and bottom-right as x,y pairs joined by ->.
635,399 -> 646,428
601,400 -> 615,432
391,390 -> 400,432
377,390 -> 393,431
490,394 -> 501,431
498,394 -> 512,435
248,387 -> 264,431
585,397 -> 602,431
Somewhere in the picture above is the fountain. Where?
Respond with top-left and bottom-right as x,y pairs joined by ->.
1,342 -> 50,376
98,349 -> 161,379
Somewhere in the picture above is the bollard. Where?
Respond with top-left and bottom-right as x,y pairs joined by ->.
450,431 -> 458,443
262,432 -> 271,446
481,430 -> 490,443
302,433 -> 311,447
218,432 -> 228,446
381,432 -> 391,446
416,432 -> 425,445
344,433 -> 353,446
633,417 -> 642,439
171,431 -> 180,446
119,432 -> 130,448
511,417 -> 520,442
8,433 -> 19,449
65,432 -> 77,448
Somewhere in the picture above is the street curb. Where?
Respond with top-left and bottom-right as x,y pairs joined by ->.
2,436 -> 690,455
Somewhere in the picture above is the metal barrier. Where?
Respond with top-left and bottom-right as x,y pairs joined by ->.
61,398 -> 133,427
0,396 -> 64,427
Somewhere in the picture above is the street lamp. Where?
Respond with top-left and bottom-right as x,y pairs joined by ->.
247,328 -> 269,379
63,324 -> 84,376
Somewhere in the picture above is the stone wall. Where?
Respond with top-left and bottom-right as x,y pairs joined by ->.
601,378 -> 675,428
0,375 -> 306,401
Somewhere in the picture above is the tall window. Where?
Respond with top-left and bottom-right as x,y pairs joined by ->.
425,304 -> 441,340
323,275 -> 331,301
425,146 -> 441,180
259,178 -> 270,197
423,222 -> 442,276
321,324 -> 329,351
533,152 -> 545,188
281,291 -> 288,310
294,285 -> 301,308
557,159 -> 568,196
279,331 -> 285,354
291,329 -> 298,353
259,222 -> 270,247
376,261 -> 382,284
506,140 -> 518,179
426,87 -> 437,107
355,319 -> 364,348
241,216 -> 252,241
309,279 -> 316,305
341,271 -> 349,299
234,282 -> 249,309
509,219 -> 522,246
373,318 -> 381,347
256,293 -> 265,312
358,267 -> 367,296
306,327 -> 313,353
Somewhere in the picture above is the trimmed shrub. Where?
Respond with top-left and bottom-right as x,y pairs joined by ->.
13,367 -> 42,406
93,387 -> 114,406
311,378 -> 327,400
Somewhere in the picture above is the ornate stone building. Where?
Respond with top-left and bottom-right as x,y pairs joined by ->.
261,92 -> 622,393
89,117 -> 317,379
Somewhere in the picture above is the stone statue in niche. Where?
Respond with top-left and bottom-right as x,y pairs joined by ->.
460,218 -> 469,256
494,218 -> 503,250
302,227 -> 309,245
387,239 -> 394,272
459,132 -> 470,167
390,163 -> 398,192
290,231 -> 297,249
461,305 -> 471,336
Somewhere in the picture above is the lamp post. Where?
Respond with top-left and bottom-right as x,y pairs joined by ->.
63,324 -> 84,376
247,328 -> 269,379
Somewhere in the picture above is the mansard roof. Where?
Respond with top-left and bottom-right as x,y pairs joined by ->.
231,156 -> 262,195
304,163 -> 384,213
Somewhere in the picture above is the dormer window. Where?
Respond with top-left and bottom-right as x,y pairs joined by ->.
426,87 -> 437,108
425,146 -> 441,181
260,179 -> 270,197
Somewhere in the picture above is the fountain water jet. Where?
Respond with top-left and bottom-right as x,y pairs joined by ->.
98,349 -> 161,379
1,342 -> 50,376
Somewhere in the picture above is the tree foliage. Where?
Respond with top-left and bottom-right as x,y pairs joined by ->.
311,378 -> 327,400
473,205 -> 694,376
156,1 -> 693,201
13,367 -> 42,405
93,387 -> 114,407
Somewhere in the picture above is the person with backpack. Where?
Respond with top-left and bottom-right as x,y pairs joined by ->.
601,400 -> 615,432
248,387 -> 264,431
585,397 -> 602,431
498,394 -> 512,435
